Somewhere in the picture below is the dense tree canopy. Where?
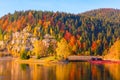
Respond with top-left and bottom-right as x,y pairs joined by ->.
0,8 -> 120,56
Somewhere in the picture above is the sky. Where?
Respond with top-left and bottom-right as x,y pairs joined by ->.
0,0 -> 120,17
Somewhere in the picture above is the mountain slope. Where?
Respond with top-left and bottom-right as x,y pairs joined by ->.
0,8 -> 120,56
81,8 -> 120,23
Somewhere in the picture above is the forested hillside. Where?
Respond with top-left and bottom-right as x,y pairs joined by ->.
81,8 -> 120,23
0,8 -> 120,57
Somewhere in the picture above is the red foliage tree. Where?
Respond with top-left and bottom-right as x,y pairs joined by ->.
91,41 -> 97,51
64,30 -> 72,41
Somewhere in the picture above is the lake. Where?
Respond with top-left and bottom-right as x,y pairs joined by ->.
0,59 -> 120,80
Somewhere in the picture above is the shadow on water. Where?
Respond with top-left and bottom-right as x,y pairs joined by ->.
0,59 -> 120,80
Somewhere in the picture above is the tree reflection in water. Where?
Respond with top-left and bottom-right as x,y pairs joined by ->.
20,64 -> 29,71
0,60 -> 120,80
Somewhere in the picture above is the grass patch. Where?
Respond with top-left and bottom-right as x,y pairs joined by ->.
40,56 -> 57,62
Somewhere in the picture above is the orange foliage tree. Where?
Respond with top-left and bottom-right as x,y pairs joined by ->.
64,30 -> 72,41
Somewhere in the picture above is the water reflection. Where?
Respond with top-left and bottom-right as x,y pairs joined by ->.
0,60 -> 12,80
0,59 -> 120,80
20,64 -> 29,71
104,63 -> 120,80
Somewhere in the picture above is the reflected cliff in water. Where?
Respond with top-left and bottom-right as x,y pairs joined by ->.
0,59 -> 120,80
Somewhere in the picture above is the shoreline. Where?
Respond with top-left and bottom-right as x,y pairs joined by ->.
0,55 -> 120,64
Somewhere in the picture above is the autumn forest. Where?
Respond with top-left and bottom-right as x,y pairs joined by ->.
0,8 -> 120,59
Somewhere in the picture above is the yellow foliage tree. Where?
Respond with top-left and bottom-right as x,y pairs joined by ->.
33,27 -> 38,36
56,38 -> 71,59
104,40 -> 120,60
33,40 -> 47,58
71,44 -> 77,53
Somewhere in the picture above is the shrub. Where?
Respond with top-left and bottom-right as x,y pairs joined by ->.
20,49 -> 30,59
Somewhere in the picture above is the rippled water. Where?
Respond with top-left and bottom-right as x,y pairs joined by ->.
0,59 -> 120,80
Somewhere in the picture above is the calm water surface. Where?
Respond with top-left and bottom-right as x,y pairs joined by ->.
0,59 -> 120,80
